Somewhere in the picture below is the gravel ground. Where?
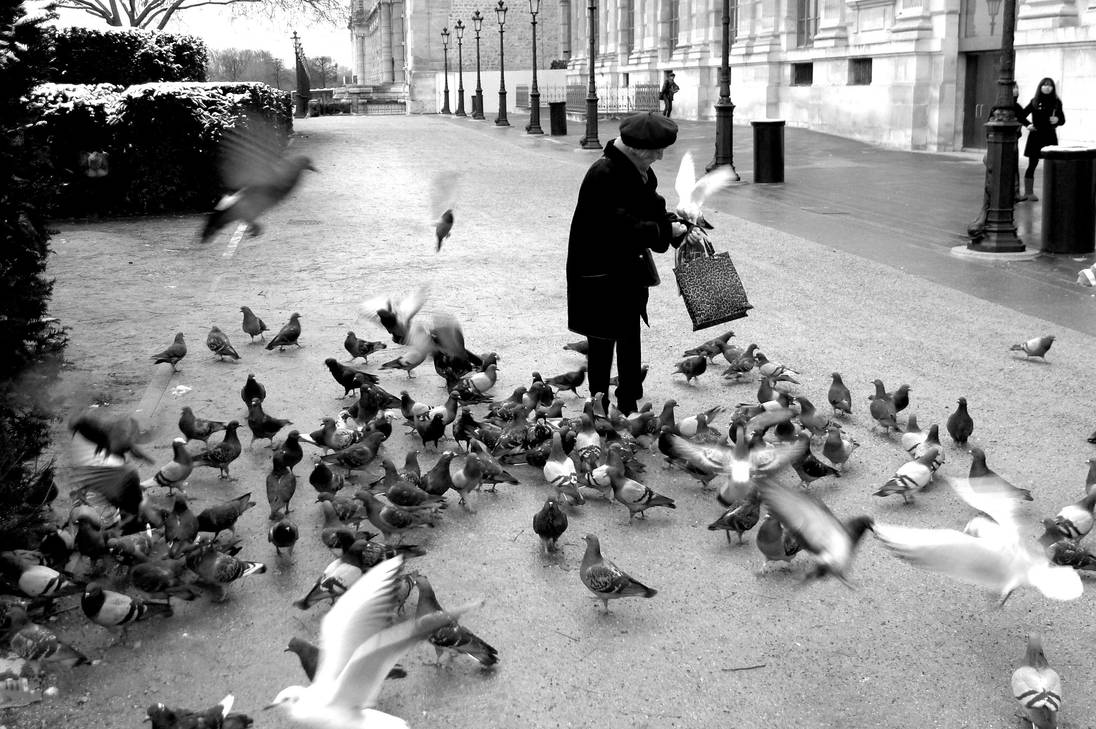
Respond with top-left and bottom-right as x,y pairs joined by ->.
11,114 -> 1096,729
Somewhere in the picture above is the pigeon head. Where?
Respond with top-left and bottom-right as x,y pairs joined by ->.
266,685 -> 306,711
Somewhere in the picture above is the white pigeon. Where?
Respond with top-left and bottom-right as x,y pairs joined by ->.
672,150 -> 737,257
268,555 -> 470,729
873,478 -> 1083,605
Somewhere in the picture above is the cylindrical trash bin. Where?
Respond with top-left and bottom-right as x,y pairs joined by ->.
549,102 -> 567,136
1041,146 -> 1096,254
751,119 -> 785,184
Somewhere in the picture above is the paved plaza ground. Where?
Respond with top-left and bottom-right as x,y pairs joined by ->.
15,113 -> 1096,728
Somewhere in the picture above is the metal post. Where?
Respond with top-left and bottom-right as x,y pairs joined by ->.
706,0 -> 739,178
472,10 -> 485,119
526,0 -> 543,134
968,0 -> 1023,252
494,1 -> 509,125
440,27 -> 452,114
455,20 -> 467,117
579,0 -> 600,149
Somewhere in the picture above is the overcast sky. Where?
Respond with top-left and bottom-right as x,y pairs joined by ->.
47,4 -> 352,67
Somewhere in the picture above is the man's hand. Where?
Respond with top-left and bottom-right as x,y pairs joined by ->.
671,222 -> 688,239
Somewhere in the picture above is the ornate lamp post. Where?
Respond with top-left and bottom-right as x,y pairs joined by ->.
494,1 -> 510,126
968,0 -> 1023,252
455,19 -> 467,117
440,27 -> 452,114
706,0 -> 740,178
579,0 -> 601,149
472,10 -> 485,119
526,0 -> 544,134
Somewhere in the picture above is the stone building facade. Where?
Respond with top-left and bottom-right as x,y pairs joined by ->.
350,0 -> 1096,150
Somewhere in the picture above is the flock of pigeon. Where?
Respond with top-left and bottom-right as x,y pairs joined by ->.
3,130 -> 1095,729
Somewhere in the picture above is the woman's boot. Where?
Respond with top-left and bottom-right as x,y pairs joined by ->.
1024,177 -> 1038,202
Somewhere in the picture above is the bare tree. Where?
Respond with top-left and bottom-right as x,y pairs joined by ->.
312,55 -> 332,88
55,0 -> 348,31
208,48 -> 259,82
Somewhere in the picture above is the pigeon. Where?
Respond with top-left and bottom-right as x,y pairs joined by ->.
968,447 -> 1032,502
240,305 -> 269,341
379,322 -> 435,377
70,408 -> 152,462
201,118 -> 316,242
320,431 -> 386,473
269,556 -> 472,727
185,539 -> 267,602
672,355 -> 707,383
672,150 -> 736,259
608,462 -> 676,521
755,512 -> 802,569
359,288 -> 427,346
1047,539 -> 1096,571
723,343 -> 759,379
1039,490 -> 1096,544
435,208 -> 454,251
235,375 -> 265,409
684,330 -> 735,360
206,325 -> 240,360
874,479 -> 1080,604
580,534 -> 657,612
151,332 -> 187,371
344,331 -> 386,363
326,358 -> 379,398
946,397 -> 974,445
192,421 -> 243,479
820,425 -> 858,472
140,437 -> 192,494
355,490 -> 437,542
285,637 -> 407,683
247,398 -> 292,448
827,372 -> 852,416
1011,633 -> 1062,729
267,459 -> 298,520
450,453 -> 485,507
758,480 -> 874,585
266,312 -> 303,350
545,366 -> 587,396
163,494 -> 199,550
708,499 -> 761,544
532,498 -> 568,553
178,406 -> 227,443
889,384 -> 911,413
129,556 -> 202,602
868,379 -> 901,433
563,340 -> 589,356
411,412 -> 447,450
413,574 -> 498,666
794,396 -> 830,436
791,433 -> 841,488
81,583 -> 172,628
873,448 -> 940,504
911,425 -> 945,471
1010,335 -> 1055,360
146,695 -> 248,729
196,492 -> 257,539
900,415 -> 924,454
5,605 -> 90,668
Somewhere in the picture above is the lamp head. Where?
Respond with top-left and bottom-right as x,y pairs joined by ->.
455,18 -> 465,39
495,0 -> 508,26
441,26 -> 450,46
472,8 -> 484,31
529,0 -> 541,14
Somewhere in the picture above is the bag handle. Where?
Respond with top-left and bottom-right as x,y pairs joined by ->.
674,228 -> 716,269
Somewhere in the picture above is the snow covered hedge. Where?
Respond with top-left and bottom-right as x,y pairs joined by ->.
24,81 -> 292,216
50,27 -> 209,86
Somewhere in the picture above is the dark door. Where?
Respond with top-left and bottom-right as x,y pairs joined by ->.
963,51 -> 1002,149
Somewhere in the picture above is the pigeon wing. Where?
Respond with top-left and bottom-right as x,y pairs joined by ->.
673,151 -> 698,217
218,116 -> 286,191
949,477 -> 1022,536
689,166 -> 737,211
759,481 -> 848,560
313,555 -> 404,699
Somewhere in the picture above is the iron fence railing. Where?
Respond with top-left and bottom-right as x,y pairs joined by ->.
526,84 -> 659,116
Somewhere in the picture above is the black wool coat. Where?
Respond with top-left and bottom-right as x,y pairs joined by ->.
1022,98 -> 1065,157
566,139 -> 675,339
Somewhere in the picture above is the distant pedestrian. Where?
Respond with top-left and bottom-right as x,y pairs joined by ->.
659,71 -> 680,118
566,112 -> 688,415
1021,77 -> 1065,202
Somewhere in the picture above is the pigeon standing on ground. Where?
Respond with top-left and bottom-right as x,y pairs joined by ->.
247,398 -> 292,448
1011,633 -> 1062,729
532,498 -> 568,553
673,355 -> 708,384
580,534 -> 657,612
344,331 -> 386,363
946,397 -> 974,445
151,333 -> 187,371
1010,334 -> 1055,360
240,373 -> 266,405
206,326 -> 240,361
413,574 -> 499,667
435,209 -> 454,251
827,373 -> 852,416
200,118 -> 317,243
266,313 -> 303,351
140,438 -> 192,494
868,379 -> 900,433
192,421 -> 243,479
240,306 -> 269,342
178,407 -> 227,443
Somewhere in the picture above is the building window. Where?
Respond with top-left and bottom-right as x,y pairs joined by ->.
796,0 -> 818,47
848,58 -> 872,85
792,62 -> 813,86
729,0 -> 739,40
623,0 -> 635,51
622,72 -> 630,86
668,0 -> 680,52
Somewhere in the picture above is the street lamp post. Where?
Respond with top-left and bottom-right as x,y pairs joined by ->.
472,10 -> 485,119
495,1 -> 510,126
968,0 -> 1024,252
526,0 -> 544,134
455,20 -> 467,117
579,0 -> 600,149
706,0 -> 740,178
440,27 -> 452,114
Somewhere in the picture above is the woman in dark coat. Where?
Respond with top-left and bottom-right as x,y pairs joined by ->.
1021,77 -> 1065,201
566,112 -> 686,415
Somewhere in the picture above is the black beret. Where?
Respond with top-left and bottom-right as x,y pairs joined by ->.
619,112 -> 678,150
